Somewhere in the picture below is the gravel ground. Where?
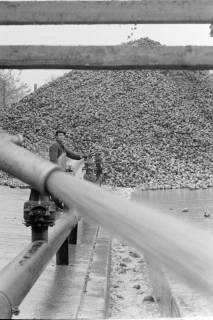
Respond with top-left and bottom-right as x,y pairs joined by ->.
109,238 -> 160,318
104,186 -> 160,318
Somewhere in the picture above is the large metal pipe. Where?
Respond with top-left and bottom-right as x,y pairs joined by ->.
0,293 -> 11,319
1,134 -> 213,301
0,211 -> 77,319
0,134 -> 60,194
0,130 -> 23,145
46,171 -> 213,298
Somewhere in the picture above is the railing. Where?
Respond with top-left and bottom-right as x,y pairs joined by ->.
0,133 -> 81,318
1,1 -> 213,318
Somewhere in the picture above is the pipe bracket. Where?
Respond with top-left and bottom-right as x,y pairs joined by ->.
24,200 -> 56,228
37,164 -> 62,195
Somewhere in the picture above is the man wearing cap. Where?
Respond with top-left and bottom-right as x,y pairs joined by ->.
49,130 -> 85,169
49,130 -> 86,209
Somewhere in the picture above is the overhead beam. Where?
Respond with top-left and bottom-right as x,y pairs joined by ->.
0,45 -> 213,70
0,1 -> 213,25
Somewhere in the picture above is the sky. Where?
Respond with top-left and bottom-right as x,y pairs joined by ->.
0,23 -> 213,90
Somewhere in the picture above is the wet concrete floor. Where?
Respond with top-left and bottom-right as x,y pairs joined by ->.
133,187 -> 213,232
0,186 -> 110,319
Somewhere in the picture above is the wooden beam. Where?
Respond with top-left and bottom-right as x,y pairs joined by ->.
0,1 -> 213,25
0,45 -> 213,70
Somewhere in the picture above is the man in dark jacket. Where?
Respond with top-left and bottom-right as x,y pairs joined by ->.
49,130 -> 85,169
49,130 -> 86,209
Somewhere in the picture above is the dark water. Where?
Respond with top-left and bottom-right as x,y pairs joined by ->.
132,187 -> 213,232
131,188 -> 213,314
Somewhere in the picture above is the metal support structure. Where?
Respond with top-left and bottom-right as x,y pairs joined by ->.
31,227 -> 48,242
24,189 -> 78,265
56,207 -> 79,263
55,207 -> 78,264
25,189 -> 72,264
69,224 -> 78,244
24,188 -> 56,242
56,237 -> 69,265
0,210 -> 78,319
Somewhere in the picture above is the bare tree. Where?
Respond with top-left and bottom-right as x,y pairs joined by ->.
0,70 -> 30,109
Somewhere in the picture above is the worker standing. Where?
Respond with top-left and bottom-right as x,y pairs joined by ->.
94,153 -> 103,186
49,130 -> 87,208
49,130 -> 85,168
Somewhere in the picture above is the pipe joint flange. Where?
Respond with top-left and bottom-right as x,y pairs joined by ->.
36,163 -> 62,195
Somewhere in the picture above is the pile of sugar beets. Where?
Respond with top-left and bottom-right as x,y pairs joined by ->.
1,38 -> 213,190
